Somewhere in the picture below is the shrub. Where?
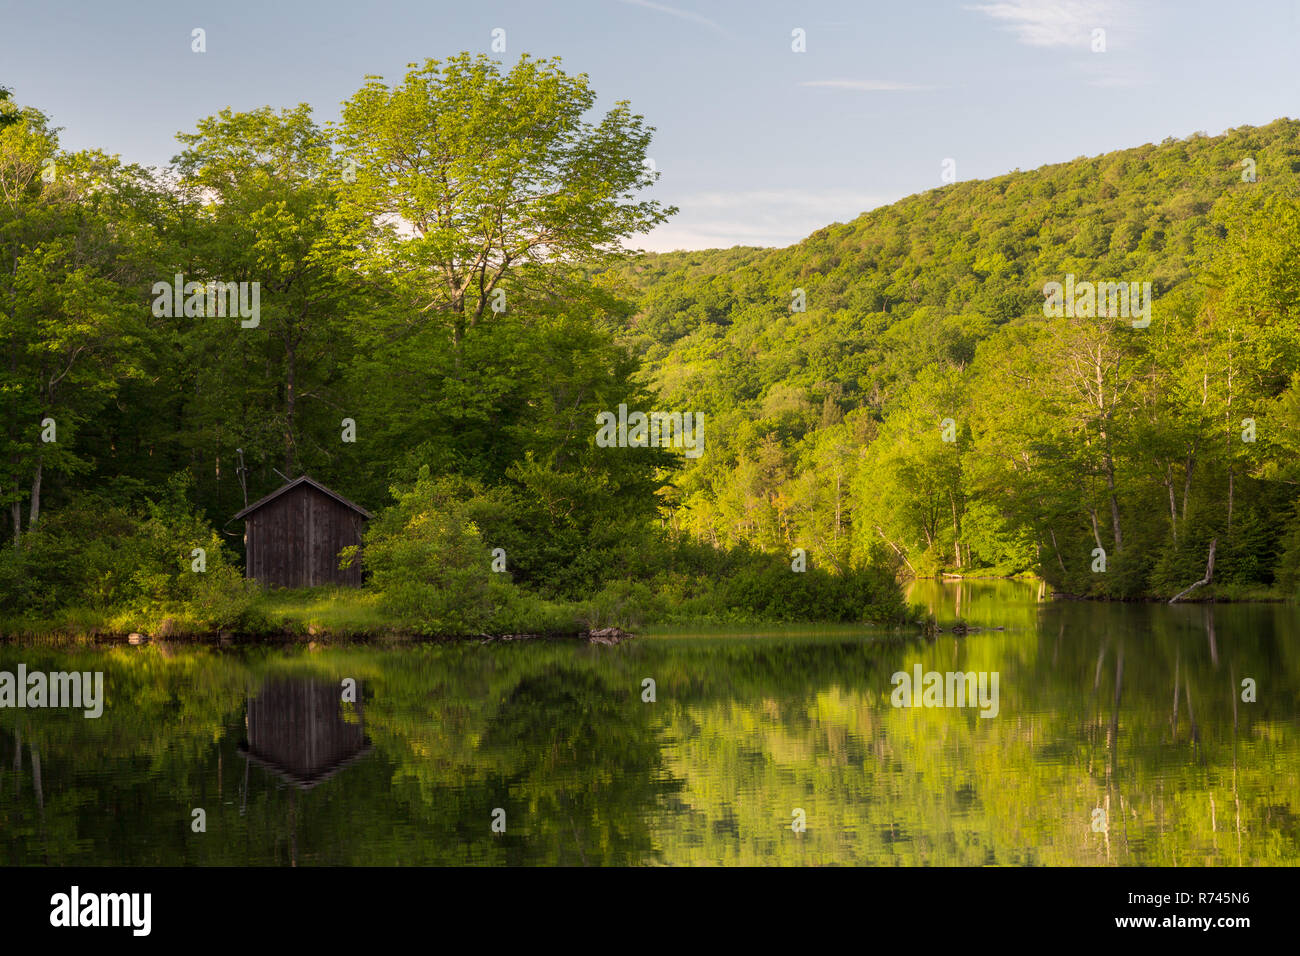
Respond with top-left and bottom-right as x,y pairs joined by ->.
359,469 -> 527,635
0,477 -> 263,632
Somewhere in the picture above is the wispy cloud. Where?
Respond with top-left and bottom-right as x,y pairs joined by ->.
799,80 -> 938,92
966,0 -> 1115,48
1081,63 -> 1144,87
616,0 -> 730,38
638,189 -> 900,251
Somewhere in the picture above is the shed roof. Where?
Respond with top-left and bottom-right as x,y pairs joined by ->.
233,475 -> 373,521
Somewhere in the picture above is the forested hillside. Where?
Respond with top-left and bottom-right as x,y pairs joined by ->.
7,53 -> 1300,636
606,119 -> 1300,598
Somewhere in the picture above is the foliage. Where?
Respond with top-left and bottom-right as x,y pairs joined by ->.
28,66 -> 1300,627
603,120 -> 1300,598
354,470 -> 528,635
0,477 -> 262,632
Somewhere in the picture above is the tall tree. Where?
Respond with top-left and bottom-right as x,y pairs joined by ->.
333,52 -> 674,353
0,106 -> 151,541
172,105 -> 366,508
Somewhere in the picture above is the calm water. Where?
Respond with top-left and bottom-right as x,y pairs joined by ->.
2,580 -> 1297,865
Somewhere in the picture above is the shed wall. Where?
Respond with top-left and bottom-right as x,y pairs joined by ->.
244,484 -> 365,588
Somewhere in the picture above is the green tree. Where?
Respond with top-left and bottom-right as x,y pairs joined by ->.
0,106 -> 153,543
172,105 -> 368,511
333,52 -> 674,354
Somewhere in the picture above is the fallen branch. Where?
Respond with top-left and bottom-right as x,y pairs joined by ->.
1169,537 -> 1216,604
876,526 -> 916,575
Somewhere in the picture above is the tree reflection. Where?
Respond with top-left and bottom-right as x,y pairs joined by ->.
480,667 -> 682,865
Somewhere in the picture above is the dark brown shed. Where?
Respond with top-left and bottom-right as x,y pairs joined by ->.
234,475 -> 372,589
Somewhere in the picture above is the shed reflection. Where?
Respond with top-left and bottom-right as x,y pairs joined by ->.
239,676 -> 370,790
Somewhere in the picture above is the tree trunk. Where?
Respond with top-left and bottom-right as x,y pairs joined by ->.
1049,527 -> 1067,576
949,489 -> 962,568
284,341 -> 297,476
1164,464 -> 1178,542
28,459 -> 42,528
1102,443 -> 1122,550
450,296 -> 466,363
1226,467 -> 1234,536
1169,537 -> 1217,604
1225,330 -> 1235,536
875,526 -> 916,576
833,472 -> 842,543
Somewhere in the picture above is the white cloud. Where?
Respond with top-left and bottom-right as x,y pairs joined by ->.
635,189 -> 900,251
616,0 -> 730,38
799,80 -> 937,92
967,0 -> 1116,48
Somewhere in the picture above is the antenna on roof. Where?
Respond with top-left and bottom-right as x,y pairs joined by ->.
235,448 -> 248,509
272,467 -> 291,484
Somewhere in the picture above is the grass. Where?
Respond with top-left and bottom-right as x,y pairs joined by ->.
254,587 -> 392,636
0,588 -> 392,641
1,586 -> 595,642
641,621 -> 905,638
4,576 -> 1288,645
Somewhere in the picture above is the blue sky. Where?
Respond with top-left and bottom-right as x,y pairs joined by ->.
2,0 -> 1298,250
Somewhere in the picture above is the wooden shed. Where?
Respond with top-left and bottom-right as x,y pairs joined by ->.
234,475 -> 372,589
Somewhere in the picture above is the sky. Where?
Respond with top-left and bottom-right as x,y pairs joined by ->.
2,0 -> 1298,251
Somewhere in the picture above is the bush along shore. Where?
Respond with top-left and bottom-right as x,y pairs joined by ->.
0,477 -> 912,644
2,482 -> 1285,647
2,477 -> 1282,647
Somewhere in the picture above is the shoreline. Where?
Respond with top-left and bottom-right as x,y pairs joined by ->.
0,624 -> 639,648
4,577 -> 1292,646
912,574 -> 1291,604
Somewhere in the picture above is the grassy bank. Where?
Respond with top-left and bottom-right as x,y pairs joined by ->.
0,581 -> 918,643
7,576 -> 1292,644
0,488 -> 910,642
0,588 -> 566,642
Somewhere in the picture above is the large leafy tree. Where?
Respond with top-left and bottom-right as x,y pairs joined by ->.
172,105 -> 367,512
0,105 -> 153,543
333,52 -> 674,352
329,54 -> 678,589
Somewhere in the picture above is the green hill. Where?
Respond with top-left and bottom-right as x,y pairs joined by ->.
605,118 -> 1300,598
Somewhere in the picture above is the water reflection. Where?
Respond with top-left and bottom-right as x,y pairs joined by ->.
480,667 -> 682,865
241,677 -> 370,792
0,582 -> 1296,865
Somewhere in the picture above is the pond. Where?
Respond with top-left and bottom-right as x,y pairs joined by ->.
1,579 -> 1296,865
